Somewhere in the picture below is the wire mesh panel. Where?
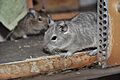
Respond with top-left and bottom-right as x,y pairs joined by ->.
97,0 -> 109,68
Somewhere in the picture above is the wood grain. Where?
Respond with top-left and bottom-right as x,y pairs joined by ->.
0,52 -> 96,79
107,0 -> 120,66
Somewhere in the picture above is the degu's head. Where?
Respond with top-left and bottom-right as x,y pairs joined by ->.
44,20 -> 73,54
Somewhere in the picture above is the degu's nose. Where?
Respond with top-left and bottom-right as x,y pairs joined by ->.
51,35 -> 57,41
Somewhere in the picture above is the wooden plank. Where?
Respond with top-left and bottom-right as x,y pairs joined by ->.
107,0 -> 120,66
13,66 -> 120,80
33,0 -> 79,12
26,0 -> 33,9
43,0 -> 79,12
51,12 -> 79,20
0,52 -> 96,79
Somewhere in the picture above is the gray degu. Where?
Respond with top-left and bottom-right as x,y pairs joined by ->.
43,12 -> 98,57
7,9 -> 50,40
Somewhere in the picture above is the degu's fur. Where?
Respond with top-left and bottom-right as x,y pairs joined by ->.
44,12 -> 97,57
7,9 -> 50,40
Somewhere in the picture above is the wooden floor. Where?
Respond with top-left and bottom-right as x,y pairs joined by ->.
0,35 -> 47,63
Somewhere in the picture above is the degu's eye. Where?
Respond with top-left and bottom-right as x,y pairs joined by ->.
38,16 -> 42,21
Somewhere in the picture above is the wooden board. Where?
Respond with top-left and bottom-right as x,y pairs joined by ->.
33,0 -> 80,20
26,0 -> 33,9
51,12 -> 79,20
33,0 -> 79,12
107,0 -> 120,66
0,53 -> 96,79
13,66 -> 120,80
43,0 -> 79,13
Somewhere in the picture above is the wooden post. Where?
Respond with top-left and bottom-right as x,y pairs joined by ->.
107,0 -> 120,66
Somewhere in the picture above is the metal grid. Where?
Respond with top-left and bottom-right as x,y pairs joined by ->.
97,0 -> 109,68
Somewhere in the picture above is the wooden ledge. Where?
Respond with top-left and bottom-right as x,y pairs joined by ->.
0,52 -> 96,79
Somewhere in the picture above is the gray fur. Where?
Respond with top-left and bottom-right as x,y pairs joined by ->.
44,12 -> 97,56
7,10 -> 49,40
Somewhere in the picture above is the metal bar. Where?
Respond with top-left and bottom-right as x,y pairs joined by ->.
97,0 -> 109,68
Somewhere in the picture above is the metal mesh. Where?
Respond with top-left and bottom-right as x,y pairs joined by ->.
97,0 -> 109,68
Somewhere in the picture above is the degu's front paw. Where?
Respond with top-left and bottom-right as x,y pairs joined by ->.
59,52 -> 73,58
23,35 -> 28,38
87,49 -> 97,56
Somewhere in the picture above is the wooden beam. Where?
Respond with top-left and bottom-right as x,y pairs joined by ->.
51,12 -> 79,20
14,66 -> 120,80
0,52 -> 96,79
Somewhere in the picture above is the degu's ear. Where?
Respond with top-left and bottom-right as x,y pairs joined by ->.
48,15 -> 55,26
29,8 -> 37,18
59,21 -> 68,32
